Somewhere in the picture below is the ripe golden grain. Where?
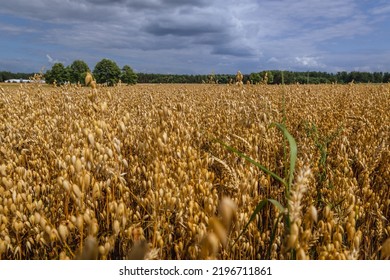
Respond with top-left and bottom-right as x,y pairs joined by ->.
0,83 -> 388,260
85,72 -> 93,86
381,238 -> 390,259
309,205 -> 318,223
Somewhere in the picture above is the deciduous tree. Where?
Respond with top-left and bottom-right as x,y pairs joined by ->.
121,65 -> 137,85
93,59 -> 121,86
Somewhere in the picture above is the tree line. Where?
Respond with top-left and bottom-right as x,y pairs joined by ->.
0,71 -> 34,82
137,70 -> 390,84
43,59 -> 137,86
2,60 -> 390,85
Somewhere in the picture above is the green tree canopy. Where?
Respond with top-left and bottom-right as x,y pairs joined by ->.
45,63 -> 69,85
262,71 -> 274,84
121,65 -> 137,85
93,59 -> 121,86
249,72 -> 261,84
69,60 -> 90,85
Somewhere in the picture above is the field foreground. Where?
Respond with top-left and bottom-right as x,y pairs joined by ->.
0,83 -> 389,260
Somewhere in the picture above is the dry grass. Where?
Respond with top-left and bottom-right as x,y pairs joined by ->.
0,82 -> 388,260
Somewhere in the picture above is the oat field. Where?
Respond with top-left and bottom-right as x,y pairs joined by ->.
0,82 -> 389,260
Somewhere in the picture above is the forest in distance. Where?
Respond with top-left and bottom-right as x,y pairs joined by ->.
1,69 -> 390,85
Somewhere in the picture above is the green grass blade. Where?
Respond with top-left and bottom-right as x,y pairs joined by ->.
267,213 -> 284,259
234,199 -> 268,244
270,123 -> 297,191
268,199 -> 285,213
234,198 -> 284,245
216,140 -> 286,187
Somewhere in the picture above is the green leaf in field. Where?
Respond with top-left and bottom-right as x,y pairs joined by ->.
268,199 -> 285,213
216,123 -> 296,248
267,213 -> 285,259
234,199 -> 285,244
216,140 -> 286,187
270,123 -> 297,192
234,199 -> 267,244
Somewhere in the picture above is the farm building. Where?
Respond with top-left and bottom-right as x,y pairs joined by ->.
5,78 -> 32,83
4,78 -> 45,83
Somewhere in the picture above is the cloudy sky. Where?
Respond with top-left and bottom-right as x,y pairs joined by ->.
1,0 -> 390,74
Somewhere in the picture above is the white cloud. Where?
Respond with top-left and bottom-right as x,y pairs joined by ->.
46,54 -> 54,63
267,57 -> 279,63
369,3 -> 390,15
46,54 -> 64,65
0,0 -> 389,73
295,56 -> 325,68
0,24 -> 36,35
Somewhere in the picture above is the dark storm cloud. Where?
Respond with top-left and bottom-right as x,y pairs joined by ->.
85,0 -> 209,10
0,1 -> 118,23
211,45 -> 257,57
85,0 -> 127,4
1,0 -> 389,73
144,20 -> 222,37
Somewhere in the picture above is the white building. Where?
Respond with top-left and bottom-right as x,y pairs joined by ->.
4,78 -> 45,83
5,78 -> 32,83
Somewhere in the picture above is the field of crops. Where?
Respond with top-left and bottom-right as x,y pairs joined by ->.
0,82 -> 389,260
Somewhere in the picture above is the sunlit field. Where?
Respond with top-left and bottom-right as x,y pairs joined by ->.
0,82 -> 389,260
